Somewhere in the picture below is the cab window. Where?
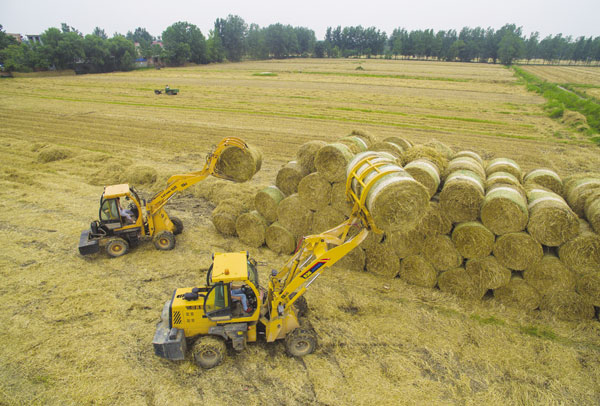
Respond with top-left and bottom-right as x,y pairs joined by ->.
248,261 -> 259,288
100,198 -> 120,222
204,282 -> 231,320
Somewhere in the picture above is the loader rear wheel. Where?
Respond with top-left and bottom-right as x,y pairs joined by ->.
106,238 -> 129,258
192,336 -> 226,369
293,296 -> 308,317
170,216 -> 184,235
153,231 -> 175,251
285,327 -> 316,357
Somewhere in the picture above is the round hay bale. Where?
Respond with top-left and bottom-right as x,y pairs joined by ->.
558,220 -> 600,274
584,191 -> 600,234
527,188 -> 579,246
465,256 -> 511,290
215,144 -> 262,182
330,181 -> 353,217
314,143 -> 354,182
365,242 -> 400,278
211,198 -> 245,236
125,165 -> 158,185
564,176 -> 600,217
524,169 -> 563,196
402,145 -> 448,174
438,267 -> 487,300
298,172 -> 332,210
383,136 -> 412,151
422,235 -> 463,271
369,141 -> 405,159
493,277 -> 540,311
235,210 -> 268,247
277,194 -> 313,237
485,171 -> 522,191
311,206 -> 346,234
493,232 -> 543,271
451,221 -> 495,259
265,222 -> 296,254
334,247 -> 366,272
447,157 -> 486,180
37,146 -> 73,163
423,139 -> 454,160
481,184 -> 529,235
348,129 -> 377,147
523,254 -> 576,295
416,200 -> 452,236
576,272 -> 600,307
360,230 -> 384,251
388,228 -> 426,258
276,161 -> 308,196
399,255 -> 438,288
404,159 -> 441,198
539,290 -> 595,321
485,158 -> 522,182
254,186 -> 284,223
339,136 -> 368,154
439,170 -> 485,223
453,150 -> 484,167
296,140 -> 327,173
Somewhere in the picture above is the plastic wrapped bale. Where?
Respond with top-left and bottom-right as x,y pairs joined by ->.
399,255 -> 438,288
277,194 -> 313,237
564,175 -> 600,217
539,290 -> 595,321
576,272 -> 600,307
493,232 -> 543,271
330,182 -> 353,217
453,150 -> 484,167
365,242 -> 400,278
481,184 -> 529,235
422,234 -> 463,272
235,210 -> 268,248
254,186 -> 285,223
314,143 -> 355,182
451,221 -> 495,259
404,159 -> 441,198
439,170 -> 485,223
584,191 -> 600,234
438,267 -> 487,301
485,158 -> 522,182
558,220 -> 600,274
388,228 -> 427,258
311,206 -> 346,234
265,222 -> 296,254
524,168 -> 563,196
383,136 -> 412,151
276,161 -> 308,196
423,139 -> 454,160
215,144 -> 262,182
416,200 -> 452,236
348,129 -> 377,147
485,171 -> 523,191
527,188 -> 579,246
211,198 -> 246,236
298,172 -> 332,210
465,256 -> 511,290
339,136 -> 368,154
493,277 -> 540,311
296,140 -> 327,173
447,157 -> 486,180
334,247 -> 366,272
402,145 -> 448,174
523,254 -> 575,296
369,141 -> 405,159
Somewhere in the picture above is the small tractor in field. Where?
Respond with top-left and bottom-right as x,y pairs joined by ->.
154,86 -> 178,95
78,137 -> 250,258
152,154 -> 384,368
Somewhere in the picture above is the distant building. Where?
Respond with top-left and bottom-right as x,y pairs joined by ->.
7,33 -> 22,43
26,35 -> 42,45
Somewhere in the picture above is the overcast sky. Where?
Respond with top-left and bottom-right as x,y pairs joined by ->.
1,0 -> 599,40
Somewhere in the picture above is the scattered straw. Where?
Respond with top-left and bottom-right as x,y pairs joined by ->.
125,165 -> 158,185
37,146 -> 73,163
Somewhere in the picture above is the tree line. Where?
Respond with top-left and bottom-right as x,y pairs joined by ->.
1,17 -> 600,73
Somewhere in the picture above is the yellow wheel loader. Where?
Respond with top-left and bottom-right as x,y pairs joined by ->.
153,154 -> 387,368
78,137 -> 252,258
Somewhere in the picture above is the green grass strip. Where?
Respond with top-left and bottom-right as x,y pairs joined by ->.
294,70 -> 471,83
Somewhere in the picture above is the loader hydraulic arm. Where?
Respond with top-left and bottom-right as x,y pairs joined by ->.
145,137 -> 248,215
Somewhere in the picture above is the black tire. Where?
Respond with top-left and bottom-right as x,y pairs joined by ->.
154,90 -> 161,95
285,327 -> 317,357
170,216 -> 184,235
106,238 -> 129,258
153,231 -> 175,251
293,296 -> 308,318
192,336 -> 226,369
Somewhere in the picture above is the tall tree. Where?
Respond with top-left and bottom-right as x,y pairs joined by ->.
214,15 -> 247,62
162,22 -> 207,65
92,27 -> 108,40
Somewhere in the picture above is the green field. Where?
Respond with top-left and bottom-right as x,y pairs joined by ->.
1,59 -> 599,405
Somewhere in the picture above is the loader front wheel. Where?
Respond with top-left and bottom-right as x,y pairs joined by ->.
153,231 -> 175,251
106,238 -> 129,258
192,336 -> 226,369
170,216 -> 184,235
285,327 -> 316,357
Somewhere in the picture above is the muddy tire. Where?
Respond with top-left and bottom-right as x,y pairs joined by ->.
171,216 -> 184,235
153,231 -> 175,251
285,327 -> 317,357
106,238 -> 129,258
293,296 -> 308,317
192,336 -> 226,369
154,89 -> 161,95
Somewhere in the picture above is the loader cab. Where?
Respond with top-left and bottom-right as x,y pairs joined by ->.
99,184 -> 142,228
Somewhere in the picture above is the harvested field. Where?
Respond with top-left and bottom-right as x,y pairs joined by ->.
1,59 -> 600,405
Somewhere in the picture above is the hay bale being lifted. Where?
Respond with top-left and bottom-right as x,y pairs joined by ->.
298,172 -> 332,210
584,191 -> 600,233
399,255 -> 438,288
527,188 -> 579,246
480,184 -> 529,235
539,290 -> 595,321
493,277 -> 540,311
404,159 -> 441,198
383,136 -> 412,151
451,221 -> 495,259
422,234 -> 463,271
485,158 -> 522,182
564,175 -> 600,217
493,232 -> 543,271
447,157 -> 486,180
465,256 -> 511,290
265,222 -> 296,254
523,254 -> 576,295
453,150 -> 484,167
211,198 -> 246,236
296,140 -> 327,173
558,220 -> 600,274
215,144 -> 262,182
524,169 -> 563,196
365,242 -> 400,278
576,272 -> 600,307
254,186 -> 284,223
277,194 -> 313,237
438,267 -> 487,301
315,143 -> 355,182
276,161 -> 308,196
235,210 -> 268,247
439,170 -> 485,223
